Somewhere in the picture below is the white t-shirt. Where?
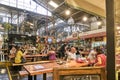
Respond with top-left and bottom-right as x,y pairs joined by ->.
67,52 -> 76,60
88,50 -> 96,61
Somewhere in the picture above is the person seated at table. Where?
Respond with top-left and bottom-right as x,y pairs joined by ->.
94,48 -> 106,67
58,43 -> 67,59
67,47 -> 77,60
64,47 -> 71,60
48,47 -> 56,60
79,48 -> 84,57
87,47 -> 97,65
10,46 -> 16,56
15,46 -> 26,63
31,45 -> 37,54
75,47 -> 82,58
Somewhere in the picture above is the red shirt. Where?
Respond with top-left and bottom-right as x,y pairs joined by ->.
96,54 -> 106,67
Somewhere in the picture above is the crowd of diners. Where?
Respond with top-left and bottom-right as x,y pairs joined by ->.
9,42 -> 107,68
57,43 -> 106,67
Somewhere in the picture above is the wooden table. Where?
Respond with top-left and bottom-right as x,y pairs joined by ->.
9,54 -> 47,58
9,54 -> 48,61
25,54 -> 48,61
27,54 -> 47,57
23,60 -> 89,80
53,66 -> 106,80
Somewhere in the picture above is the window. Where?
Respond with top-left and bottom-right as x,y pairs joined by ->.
0,0 -> 51,16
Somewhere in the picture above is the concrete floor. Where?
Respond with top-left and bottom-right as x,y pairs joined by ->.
0,67 -> 9,80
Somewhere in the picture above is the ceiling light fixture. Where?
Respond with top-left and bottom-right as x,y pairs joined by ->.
83,16 -> 88,22
65,10 -> 71,15
118,31 -> 120,34
48,0 -> 58,8
117,26 -> 120,30
97,21 -> 102,26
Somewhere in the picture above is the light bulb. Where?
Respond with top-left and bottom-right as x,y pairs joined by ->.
117,26 -> 120,30
97,21 -> 102,26
83,16 -> 88,22
65,10 -> 71,15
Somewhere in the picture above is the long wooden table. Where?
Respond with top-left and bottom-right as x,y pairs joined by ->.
23,60 -> 89,80
9,54 -> 48,61
9,54 -> 47,58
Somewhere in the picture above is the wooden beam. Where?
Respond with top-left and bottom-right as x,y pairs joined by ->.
106,0 -> 116,80
65,0 -> 106,17
52,0 -> 66,11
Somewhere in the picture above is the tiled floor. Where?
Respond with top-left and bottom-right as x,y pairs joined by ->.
0,67 -> 9,80
20,73 -> 53,80
12,73 -> 53,80
20,75 -> 52,80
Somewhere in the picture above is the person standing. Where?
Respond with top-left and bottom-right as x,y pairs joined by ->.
58,43 -> 67,59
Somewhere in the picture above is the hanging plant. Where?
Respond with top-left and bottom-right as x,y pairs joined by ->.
3,22 -> 13,31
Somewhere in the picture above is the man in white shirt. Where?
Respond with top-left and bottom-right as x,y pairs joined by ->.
67,47 -> 77,60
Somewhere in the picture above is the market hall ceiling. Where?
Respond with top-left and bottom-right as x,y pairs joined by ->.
66,0 -> 105,17
65,0 -> 120,23
33,0 -> 106,36
33,0 -> 98,23
0,0 -> 107,36
0,0 -> 106,26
